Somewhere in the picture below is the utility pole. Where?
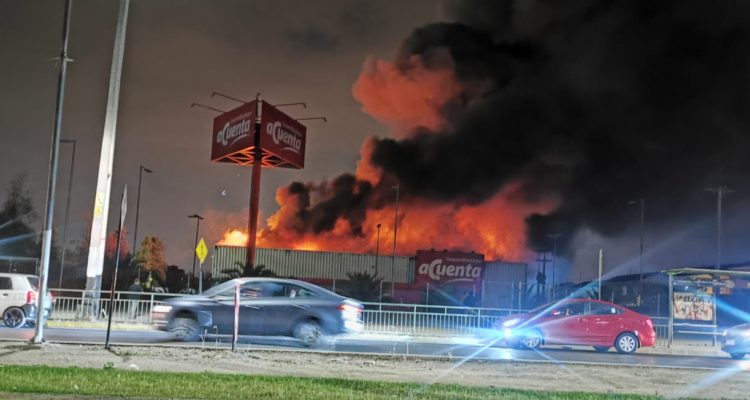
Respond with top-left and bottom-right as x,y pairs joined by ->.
535,252 -> 551,299
706,186 -> 733,270
375,223 -> 381,276
390,185 -> 400,298
546,234 -> 561,301
33,0 -> 73,344
85,0 -> 130,304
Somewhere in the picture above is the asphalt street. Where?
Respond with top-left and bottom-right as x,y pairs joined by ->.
0,327 -> 744,370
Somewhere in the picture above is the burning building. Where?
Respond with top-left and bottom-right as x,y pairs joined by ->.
211,243 -> 526,308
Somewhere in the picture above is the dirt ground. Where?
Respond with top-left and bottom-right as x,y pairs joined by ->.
0,342 -> 748,399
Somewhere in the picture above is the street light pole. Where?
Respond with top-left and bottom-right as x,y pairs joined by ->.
546,234 -> 561,300
58,139 -> 76,289
375,223 -> 382,301
133,164 -> 152,278
391,185 -> 400,298
375,223 -> 381,275
706,186 -> 733,270
33,0 -> 73,344
188,214 -> 203,291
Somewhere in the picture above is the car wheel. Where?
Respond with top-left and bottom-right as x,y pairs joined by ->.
594,346 -> 610,353
3,307 -> 26,329
729,352 -> 746,360
294,320 -> 323,347
519,330 -> 543,349
168,317 -> 200,341
615,332 -> 638,354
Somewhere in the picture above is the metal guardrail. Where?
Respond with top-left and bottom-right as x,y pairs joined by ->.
48,289 -> 679,345
50,289 -> 180,326
360,302 -> 522,335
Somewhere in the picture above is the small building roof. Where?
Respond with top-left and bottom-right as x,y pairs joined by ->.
662,267 -> 750,278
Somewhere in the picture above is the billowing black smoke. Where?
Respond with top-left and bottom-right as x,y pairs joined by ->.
281,175 -> 373,236
369,0 -> 750,253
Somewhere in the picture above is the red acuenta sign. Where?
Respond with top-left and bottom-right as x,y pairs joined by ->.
414,250 -> 485,289
211,101 -> 257,162
259,101 -> 306,169
210,100 -> 306,169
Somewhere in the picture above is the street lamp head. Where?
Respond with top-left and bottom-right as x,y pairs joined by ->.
141,165 -> 153,173
188,214 -> 204,220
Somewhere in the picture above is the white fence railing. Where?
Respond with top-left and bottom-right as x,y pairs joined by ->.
360,302 -> 520,335
48,289 -> 674,342
50,289 -> 180,326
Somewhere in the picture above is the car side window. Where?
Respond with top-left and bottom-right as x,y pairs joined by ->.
564,303 -> 585,316
589,303 -> 621,315
286,284 -> 317,299
239,282 -> 265,299
0,277 -> 11,290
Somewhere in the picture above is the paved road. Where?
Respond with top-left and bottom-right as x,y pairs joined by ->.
0,327 -> 743,370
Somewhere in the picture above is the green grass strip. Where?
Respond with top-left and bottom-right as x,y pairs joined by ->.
0,364 -> 657,400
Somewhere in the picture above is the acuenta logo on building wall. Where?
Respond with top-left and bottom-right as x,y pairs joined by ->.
417,258 -> 483,282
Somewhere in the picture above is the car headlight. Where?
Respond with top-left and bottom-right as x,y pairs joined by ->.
152,304 -> 172,314
502,318 -> 520,328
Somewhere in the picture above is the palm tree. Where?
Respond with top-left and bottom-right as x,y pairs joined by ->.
223,262 -> 276,280
343,271 -> 382,302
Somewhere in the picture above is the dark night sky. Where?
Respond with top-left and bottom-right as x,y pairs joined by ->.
0,0 -> 440,269
2,0 -> 750,282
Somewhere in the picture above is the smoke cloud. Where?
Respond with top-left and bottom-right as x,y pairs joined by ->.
367,0 -> 750,253
258,0 -> 750,260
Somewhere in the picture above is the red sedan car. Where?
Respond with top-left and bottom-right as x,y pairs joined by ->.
494,298 -> 656,354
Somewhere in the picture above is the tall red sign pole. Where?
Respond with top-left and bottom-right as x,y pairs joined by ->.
246,95 -> 263,268
207,91 -> 311,270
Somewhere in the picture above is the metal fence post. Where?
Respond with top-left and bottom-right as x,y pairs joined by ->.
79,290 -> 86,319
412,305 -> 417,333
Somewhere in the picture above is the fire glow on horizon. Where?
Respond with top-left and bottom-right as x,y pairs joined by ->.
215,184 -> 553,260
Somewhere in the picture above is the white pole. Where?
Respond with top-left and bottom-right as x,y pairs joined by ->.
198,261 -> 203,293
598,249 -> 603,301
85,0 -> 130,301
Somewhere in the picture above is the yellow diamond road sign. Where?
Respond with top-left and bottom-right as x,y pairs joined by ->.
196,238 -> 208,264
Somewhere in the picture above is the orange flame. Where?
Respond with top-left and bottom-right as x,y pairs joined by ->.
216,229 -> 249,247
217,184 -> 554,261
